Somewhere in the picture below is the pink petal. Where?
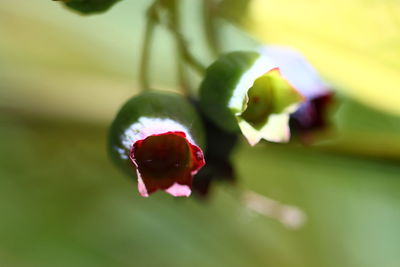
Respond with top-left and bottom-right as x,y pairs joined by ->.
165,183 -> 192,197
137,175 -> 149,197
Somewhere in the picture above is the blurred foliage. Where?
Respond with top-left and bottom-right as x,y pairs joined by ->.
1,0 -> 400,266
215,0 -> 252,24
1,111 -> 400,267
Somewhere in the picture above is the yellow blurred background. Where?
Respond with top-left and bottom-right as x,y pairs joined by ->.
250,0 -> 400,116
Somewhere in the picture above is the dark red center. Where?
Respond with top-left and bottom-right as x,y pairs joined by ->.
132,132 -> 192,180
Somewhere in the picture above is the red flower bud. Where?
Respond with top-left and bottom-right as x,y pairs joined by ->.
130,131 -> 205,197
109,91 -> 205,197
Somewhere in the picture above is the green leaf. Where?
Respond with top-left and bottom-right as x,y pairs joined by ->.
63,0 -> 122,14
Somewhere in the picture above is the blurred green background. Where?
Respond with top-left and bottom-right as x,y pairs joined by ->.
1,0 -> 400,266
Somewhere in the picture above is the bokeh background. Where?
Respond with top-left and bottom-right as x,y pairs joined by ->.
1,0 -> 400,266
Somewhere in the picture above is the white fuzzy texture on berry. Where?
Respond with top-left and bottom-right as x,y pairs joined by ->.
228,53 -> 276,114
117,117 -> 195,159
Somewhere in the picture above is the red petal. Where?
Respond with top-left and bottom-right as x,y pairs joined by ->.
130,131 -> 205,197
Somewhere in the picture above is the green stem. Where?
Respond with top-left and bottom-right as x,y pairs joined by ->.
139,3 -> 158,91
174,31 -> 207,75
166,0 -> 207,96
139,0 -> 207,94
170,0 -> 190,95
203,0 -> 221,57
164,0 -> 207,75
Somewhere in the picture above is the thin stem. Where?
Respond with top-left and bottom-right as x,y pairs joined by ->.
176,33 -> 207,75
169,0 -> 189,95
203,0 -> 221,57
164,0 -> 207,75
176,58 -> 190,96
139,0 -> 207,94
166,0 -> 207,96
139,3 -> 158,91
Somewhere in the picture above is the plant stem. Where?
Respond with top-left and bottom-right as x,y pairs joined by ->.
203,0 -> 221,57
139,3 -> 158,91
167,0 -> 207,96
168,0 -> 189,95
165,0 -> 207,75
139,0 -> 207,93
177,34 -> 207,75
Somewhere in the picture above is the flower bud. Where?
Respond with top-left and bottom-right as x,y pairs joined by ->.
199,51 -> 304,146
259,46 -> 334,139
108,91 -> 205,197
